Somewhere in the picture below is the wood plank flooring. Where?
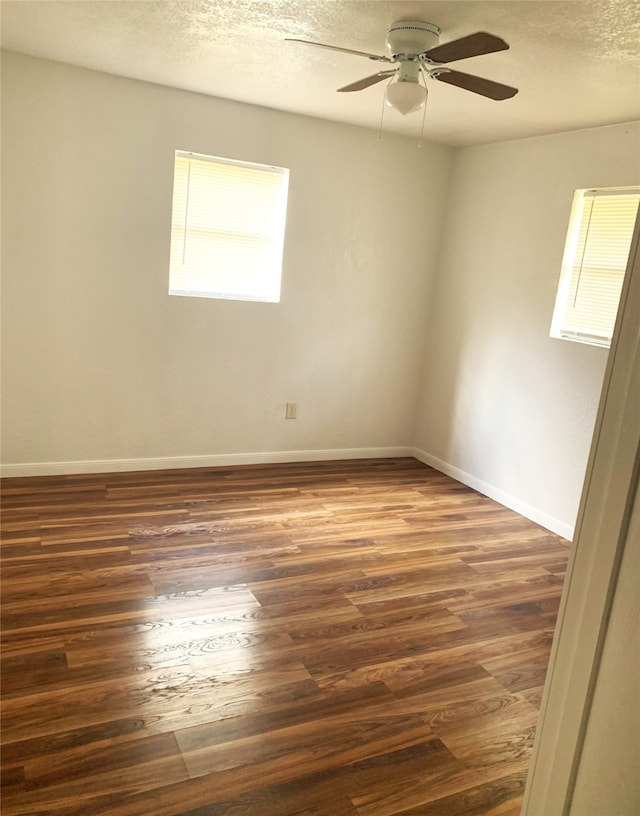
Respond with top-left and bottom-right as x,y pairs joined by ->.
0,458 -> 570,815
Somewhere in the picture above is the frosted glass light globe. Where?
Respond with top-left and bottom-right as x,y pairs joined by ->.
386,81 -> 427,115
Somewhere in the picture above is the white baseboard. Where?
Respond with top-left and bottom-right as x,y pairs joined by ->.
0,446 -> 413,479
412,447 -> 574,540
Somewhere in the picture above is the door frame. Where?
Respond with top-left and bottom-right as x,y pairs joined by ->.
522,216 -> 640,813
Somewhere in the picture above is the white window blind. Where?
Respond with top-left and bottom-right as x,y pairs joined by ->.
169,151 -> 289,302
550,187 -> 639,347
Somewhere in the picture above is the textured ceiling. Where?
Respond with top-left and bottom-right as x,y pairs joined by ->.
2,0 -> 640,146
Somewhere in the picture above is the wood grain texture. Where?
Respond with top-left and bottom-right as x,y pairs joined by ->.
1,458 -> 569,815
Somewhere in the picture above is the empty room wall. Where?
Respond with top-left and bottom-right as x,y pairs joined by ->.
1,51 -> 453,473
413,121 -> 640,537
4,50 -> 636,544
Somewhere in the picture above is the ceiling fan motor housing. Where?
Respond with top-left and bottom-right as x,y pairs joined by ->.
386,21 -> 440,58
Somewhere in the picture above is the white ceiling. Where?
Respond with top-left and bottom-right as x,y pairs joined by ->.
2,0 -> 639,147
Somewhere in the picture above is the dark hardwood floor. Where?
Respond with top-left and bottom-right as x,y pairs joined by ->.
0,458 -> 570,815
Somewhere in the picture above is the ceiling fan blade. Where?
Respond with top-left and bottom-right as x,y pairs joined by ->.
424,32 -> 509,64
338,71 -> 397,92
285,38 -> 391,62
434,69 -> 518,100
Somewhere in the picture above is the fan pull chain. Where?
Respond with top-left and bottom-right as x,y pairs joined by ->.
377,77 -> 390,141
417,70 -> 429,148
377,75 -> 397,142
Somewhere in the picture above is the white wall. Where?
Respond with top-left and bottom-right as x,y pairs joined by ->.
413,122 -> 640,537
1,52 -> 453,472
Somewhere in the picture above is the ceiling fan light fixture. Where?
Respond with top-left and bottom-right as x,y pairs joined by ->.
385,79 -> 427,115
287,20 -> 518,121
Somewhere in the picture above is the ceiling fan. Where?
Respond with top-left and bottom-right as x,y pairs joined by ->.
286,21 -> 518,116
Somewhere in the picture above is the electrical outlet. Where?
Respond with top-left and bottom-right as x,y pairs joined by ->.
286,402 -> 297,419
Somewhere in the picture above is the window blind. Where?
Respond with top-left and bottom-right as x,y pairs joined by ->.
551,188 -> 639,347
169,152 -> 289,302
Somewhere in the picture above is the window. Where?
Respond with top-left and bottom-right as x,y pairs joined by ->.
550,186 -> 639,347
168,151 -> 289,302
